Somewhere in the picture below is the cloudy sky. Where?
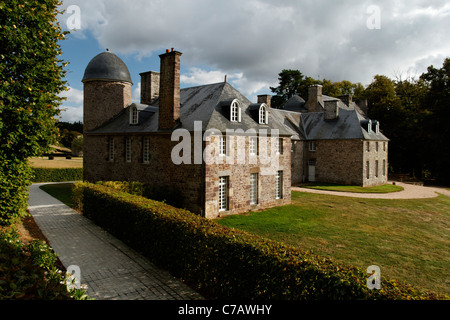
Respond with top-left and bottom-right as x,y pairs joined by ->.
56,0 -> 450,123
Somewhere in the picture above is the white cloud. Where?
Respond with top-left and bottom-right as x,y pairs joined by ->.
59,86 -> 84,105
58,0 -> 450,97
58,106 -> 83,123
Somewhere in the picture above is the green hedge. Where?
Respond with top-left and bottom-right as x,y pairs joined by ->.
31,168 -> 83,183
0,227 -> 89,300
73,182 -> 445,300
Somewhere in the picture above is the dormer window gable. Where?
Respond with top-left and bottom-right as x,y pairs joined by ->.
259,104 -> 268,124
230,99 -> 242,123
130,105 -> 139,125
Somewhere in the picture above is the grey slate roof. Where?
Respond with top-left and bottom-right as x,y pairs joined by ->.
89,81 -> 388,141
89,82 -> 292,136
82,51 -> 133,85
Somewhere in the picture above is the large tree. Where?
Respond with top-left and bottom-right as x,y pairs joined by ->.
0,0 -> 67,224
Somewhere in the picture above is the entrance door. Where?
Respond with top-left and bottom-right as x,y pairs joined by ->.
308,160 -> 316,182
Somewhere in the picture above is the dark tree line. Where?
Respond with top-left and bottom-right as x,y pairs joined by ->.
270,58 -> 450,184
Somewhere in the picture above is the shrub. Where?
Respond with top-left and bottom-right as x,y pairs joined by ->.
0,227 -> 90,300
73,182 -> 446,300
31,168 -> 83,183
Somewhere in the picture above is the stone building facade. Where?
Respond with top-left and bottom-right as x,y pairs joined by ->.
83,49 -> 291,219
82,49 -> 388,218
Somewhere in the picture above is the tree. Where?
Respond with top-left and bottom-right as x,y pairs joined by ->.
420,58 -> 450,183
0,0 -> 68,224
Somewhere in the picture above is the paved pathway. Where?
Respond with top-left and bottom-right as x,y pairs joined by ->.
293,181 -> 450,199
27,182 -> 203,300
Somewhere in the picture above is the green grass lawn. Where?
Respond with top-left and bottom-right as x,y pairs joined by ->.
300,183 -> 404,193
217,191 -> 450,296
39,182 -> 450,297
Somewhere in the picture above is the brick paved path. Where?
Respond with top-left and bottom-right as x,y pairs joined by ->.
27,183 -> 203,300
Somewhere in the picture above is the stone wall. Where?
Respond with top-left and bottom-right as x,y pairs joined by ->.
291,140 -> 304,186
362,140 -> 389,187
83,133 -> 204,215
204,134 -> 291,219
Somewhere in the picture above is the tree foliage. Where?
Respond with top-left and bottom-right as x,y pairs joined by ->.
0,0 -> 67,224
270,69 -> 365,108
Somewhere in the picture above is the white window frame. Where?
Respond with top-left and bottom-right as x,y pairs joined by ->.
230,100 -> 241,123
130,106 -> 138,125
276,138 -> 283,154
219,135 -> 227,156
249,136 -> 258,156
143,137 -> 150,164
219,176 -> 229,211
250,173 -> 258,205
259,104 -> 268,124
125,137 -> 132,163
108,137 -> 114,162
276,170 -> 283,199
309,141 -> 316,151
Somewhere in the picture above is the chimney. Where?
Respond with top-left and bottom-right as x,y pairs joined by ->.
338,94 -> 353,107
257,94 -> 271,108
356,99 -> 368,115
140,71 -> 160,104
306,85 -> 323,112
158,49 -> 182,130
324,100 -> 339,120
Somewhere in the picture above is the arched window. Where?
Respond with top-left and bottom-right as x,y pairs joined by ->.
259,104 -> 268,124
230,99 -> 241,122
130,105 -> 138,125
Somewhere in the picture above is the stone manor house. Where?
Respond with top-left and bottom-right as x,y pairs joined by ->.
82,49 -> 389,219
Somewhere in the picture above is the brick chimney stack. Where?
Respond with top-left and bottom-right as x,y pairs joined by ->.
140,71 -> 160,104
158,48 -> 182,130
257,94 -> 271,108
306,84 -> 323,112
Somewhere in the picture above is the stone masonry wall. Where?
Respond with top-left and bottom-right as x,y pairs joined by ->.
204,134 -> 291,219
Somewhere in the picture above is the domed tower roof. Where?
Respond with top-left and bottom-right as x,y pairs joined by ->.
82,50 -> 133,84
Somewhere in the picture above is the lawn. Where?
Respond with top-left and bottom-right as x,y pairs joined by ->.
29,157 -> 83,169
39,182 -> 450,297
300,182 -> 404,193
217,191 -> 450,296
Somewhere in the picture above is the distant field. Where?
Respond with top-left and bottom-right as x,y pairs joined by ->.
29,157 -> 83,169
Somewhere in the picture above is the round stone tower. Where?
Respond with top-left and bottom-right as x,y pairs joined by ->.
82,50 -> 133,132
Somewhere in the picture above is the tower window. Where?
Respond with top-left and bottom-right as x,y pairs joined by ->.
250,173 -> 259,205
108,137 -> 114,162
276,171 -> 283,199
143,137 -> 150,163
219,176 -> 229,211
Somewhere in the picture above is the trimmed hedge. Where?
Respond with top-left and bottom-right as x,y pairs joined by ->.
73,182 -> 445,300
31,168 -> 82,183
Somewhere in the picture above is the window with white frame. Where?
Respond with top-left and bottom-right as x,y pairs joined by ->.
276,170 -> 283,199
130,106 -> 138,125
250,173 -> 258,205
291,141 -> 294,153
249,136 -> 258,155
230,100 -> 241,122
108,137 -> 114,161
219,135 -> 227,156
125,137 -> 132,162
309,141 -> 316,151
219,176 -> 229,211
143,137 -> 150,163
259,104 -> 268,124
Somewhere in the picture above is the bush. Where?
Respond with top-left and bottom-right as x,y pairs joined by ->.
0,227 -> 89,300
73,182 -> 446,300
0,160 -> 32,226
31,168 -> 83,183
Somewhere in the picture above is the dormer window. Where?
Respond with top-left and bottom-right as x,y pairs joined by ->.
259,104 -> 268,124
367,120 -> 372,133
130,105 -> 138,125
375,121 -> 380,134
230,99 -> 241,122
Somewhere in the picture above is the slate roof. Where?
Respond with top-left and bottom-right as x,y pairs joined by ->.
89,81 -> 388,142
82,51 -> 133,85
89,82 -> 292,136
